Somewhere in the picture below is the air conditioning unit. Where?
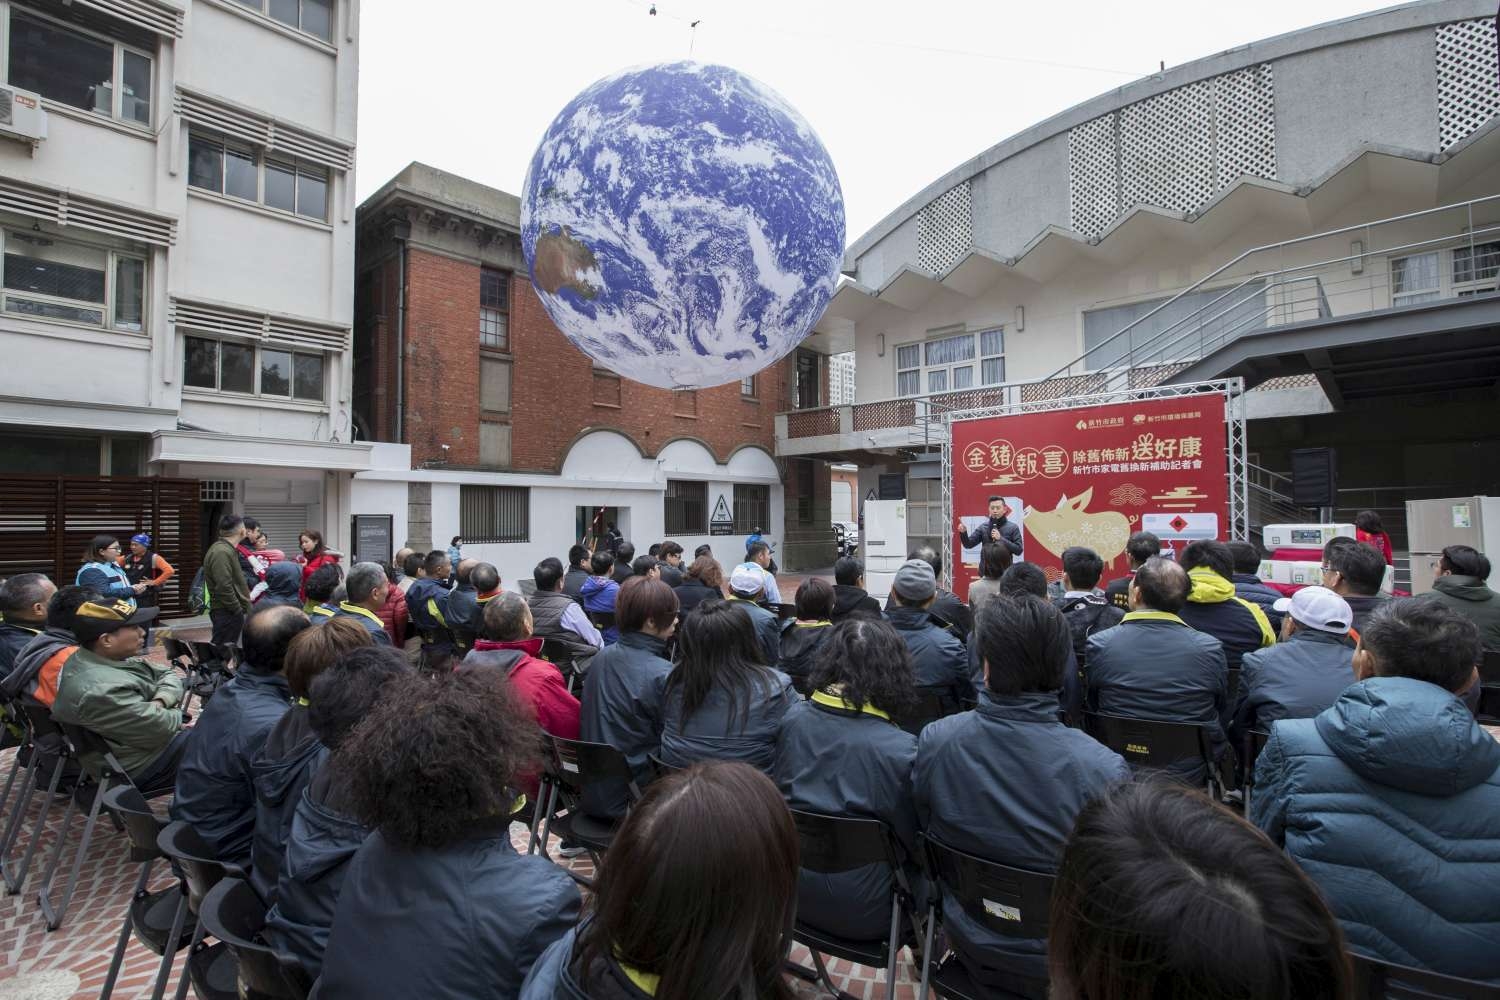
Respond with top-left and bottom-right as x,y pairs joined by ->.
0,85 -> 47,145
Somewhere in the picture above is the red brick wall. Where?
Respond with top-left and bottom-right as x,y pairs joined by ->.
386,248 -> 792,472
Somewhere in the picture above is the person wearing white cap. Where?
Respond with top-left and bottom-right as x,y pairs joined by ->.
727,562 -> 782,667
1228,586 -> 1355,745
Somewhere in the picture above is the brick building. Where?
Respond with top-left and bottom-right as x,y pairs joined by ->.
347,163 -> 834,583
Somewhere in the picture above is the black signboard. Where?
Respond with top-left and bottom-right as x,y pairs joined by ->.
351,514 -> 393,566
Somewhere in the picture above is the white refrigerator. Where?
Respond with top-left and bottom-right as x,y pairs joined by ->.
1405,496 -> 1500,596
861,500 -> 908,604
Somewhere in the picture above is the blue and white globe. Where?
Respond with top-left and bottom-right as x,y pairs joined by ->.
520,62 -> 845,390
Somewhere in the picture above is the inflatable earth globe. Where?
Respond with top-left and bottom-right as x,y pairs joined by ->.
520,61 -> 845,390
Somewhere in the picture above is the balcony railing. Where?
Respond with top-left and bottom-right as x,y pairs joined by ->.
779,195 -> 1500,442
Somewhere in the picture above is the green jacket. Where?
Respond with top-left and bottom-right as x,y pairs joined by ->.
203,538 -> 251,613
1426,576 -> 1500,652
51,646 -> 184,778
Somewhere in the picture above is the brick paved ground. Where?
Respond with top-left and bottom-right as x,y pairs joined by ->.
0,619 -> 917,1000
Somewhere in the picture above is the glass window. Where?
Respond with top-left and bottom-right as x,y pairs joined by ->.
113,257 -> 144,332
225,147 -> 258,201
296,166 -> 328,220
120,49 -> 151,124
184,337 -> 218,388
261,349 -> 291,396
740,375 -> 756,397
980,328 -> 1004,356
264,160 -> 296,213
220,343 -> 255,393
301,0 -> 333,41
896,344 -> 920,369
1453,242 -> 1500,288
982,357 -> 1006,385
480,269 -> 509,349
896,343 -> 922,398
897,370 -> 920,396
980,327 -> 1005,385
8,11 -> 113,115
268,0 -> 300,28
189,136 -> 224,193
924,334 -> 974,366
952,366 -> 973,390
664,480 -> 708,534
1391,253 -> 1440,306
927,370 -> 947,393
293,354 -> 323,401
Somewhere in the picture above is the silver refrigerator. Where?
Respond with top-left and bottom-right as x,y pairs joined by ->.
1406,496 -> 1500,596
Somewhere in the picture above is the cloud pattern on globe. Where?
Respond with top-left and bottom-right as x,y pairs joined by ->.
520,62 -> 846,390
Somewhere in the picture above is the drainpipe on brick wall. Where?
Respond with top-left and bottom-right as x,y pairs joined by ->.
396,238 -> 407,443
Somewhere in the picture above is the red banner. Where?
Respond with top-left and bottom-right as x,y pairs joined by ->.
951,394 -> 1229,596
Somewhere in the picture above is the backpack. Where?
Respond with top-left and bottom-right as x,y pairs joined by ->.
187,566 -> 208,614
1056,597 -> 1124,668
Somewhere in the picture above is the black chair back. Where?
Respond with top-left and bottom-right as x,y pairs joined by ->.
158,821 -> 229,913
647,753 -> 684,779
788,808 -> 900,876
1479,650 -> 1500,686
199,878 -> 306,999
102,784 -> 166,865
773,603 -> 797,621
920,833 -> 1053,940
188,641 -> 225,669
895,687 -> 954,737
161,637 -> 197,670
1226,667 -> 1242,705
450,626 -> 477,655
1350,952 -> 1500,999
56,720 -> 129,785
586,610 -> 617,631
1084,712 -> 1214,777
552,735 -> 638,793
538,638 -> 576,672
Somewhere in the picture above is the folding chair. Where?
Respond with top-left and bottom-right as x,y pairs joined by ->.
98,784 -> 194,1000
198,878 -> 308,1000
585,609 -> 617,634
896,687 -> 961,737
1478,651 -> 1500,723
773,603 -> 798,621
1,703 -> 83,897
1226,667 -> 1242,705
157,821 -> 241,1000
1084,712 -> 1222,798
37,722 -> 169,930
1349,952 -> 1500,999
786,808 -> 918,1000
0,696 -> 32,831
538,639 -> 581,693
534,734 -> 641,881
917,834 -> 1053,1000
1239,729 -> 1271,816
647,753 -> 685,779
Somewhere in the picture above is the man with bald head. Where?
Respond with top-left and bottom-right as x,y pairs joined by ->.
1083,557 -> 1231,785
173,603 -> 311,868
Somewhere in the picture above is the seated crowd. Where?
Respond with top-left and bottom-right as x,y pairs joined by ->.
0,519 -> 1496,997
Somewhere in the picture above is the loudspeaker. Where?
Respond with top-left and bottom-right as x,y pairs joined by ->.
1289,448 -> 1338,507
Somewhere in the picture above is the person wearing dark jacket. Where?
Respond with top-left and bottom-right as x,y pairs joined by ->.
957,495 -> 1024,556
1424,544 -> 1500,651
1052,546 -> 1123,671
1,585 -> 92,708
249,618 -> 373,902
319,669 -> 580,1000
886,546 -> 972,640
578,577 -> 678,819
831,556 -> 882,622
203,515 -> 253,645
258,561 -> 305,609
1252,600 -> 1500,980
611,541 -> 636,584
779,578 -> 835,694
325,562 -> 394,647
580,550 -> 622,646
172,606 -> 306,869
262,647 -> 411,983
673,555 -> 724,614
1321,537 -> 1390,636
461,592 -> 581,798
442,559 -> 480,644
917,595 -> 1129,993
1229,586 -> 1355,745
656,541 -> 686,588
659,601 -> 795,773
885,559 -> 973,708
1085,557 -> 1230,784
405,550 -> 456,669
0,574 -> 55,680
773,617 -> 920,943
1176,540 -> 1275,670
527,558 -> 603,667
1104,531 -> 1160,611
562,545 -> 591,602
1227,540 -> 1284,632
726,564 -> 782,668
521,763 -> 797,1000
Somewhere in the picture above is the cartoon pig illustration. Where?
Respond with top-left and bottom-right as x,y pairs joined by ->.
1024,489 -> 1132,565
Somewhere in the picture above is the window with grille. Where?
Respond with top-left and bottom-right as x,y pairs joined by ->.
3,229 -> 146,332
1453,242 -> 1500,296
664,480 -> 707,534
1391,253 -> 1441,306
733,484 -> 769,533
460,484 -> 528,542
906,478 -> 944,537
895,328 -> 1004,396
480,269 -> 509,349
200,480 -> 236,501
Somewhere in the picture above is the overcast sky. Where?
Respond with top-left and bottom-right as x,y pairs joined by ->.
356,0 -> 1390,243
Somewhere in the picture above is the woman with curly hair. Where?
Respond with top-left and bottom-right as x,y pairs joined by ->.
772,617 -> 921,942
521,761 -> 798,1000
318,669 -> 581,1000
658,600 -> 797,773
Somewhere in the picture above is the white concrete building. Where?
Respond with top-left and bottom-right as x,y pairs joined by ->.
0,0 -> 363,559
829,351 -> 855,405
782,0 -> 1500,576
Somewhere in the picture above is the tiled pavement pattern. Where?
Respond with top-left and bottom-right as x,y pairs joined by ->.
0,617 -> 918,1000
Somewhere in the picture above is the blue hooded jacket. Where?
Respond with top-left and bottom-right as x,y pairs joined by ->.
1252,677 -> 1500,980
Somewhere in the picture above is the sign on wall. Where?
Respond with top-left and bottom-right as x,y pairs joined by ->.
710,494 -> 734,536
951,394 -> 1229,595
351,514 -> 394,566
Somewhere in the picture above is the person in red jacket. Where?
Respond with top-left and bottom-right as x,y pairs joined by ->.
376,562 -> 409,647
295,530 -> 342,599
1354,510 -> 1394,566
458,591 -> 580,797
